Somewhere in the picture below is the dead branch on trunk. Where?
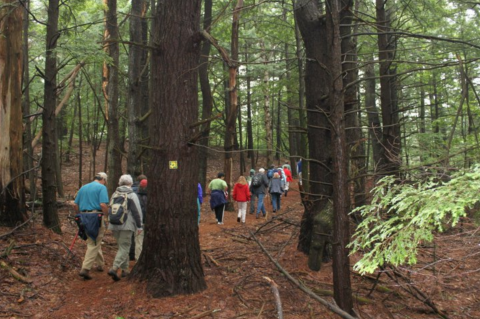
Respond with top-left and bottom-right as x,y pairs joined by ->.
249,230 -> 356,319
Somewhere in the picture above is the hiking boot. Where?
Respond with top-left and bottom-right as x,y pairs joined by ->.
121,270 -> 129,278
108,268 -> 121,282
237,217 -> 240,223
256,215 -> 259,219
94,265 -> 104,272
79,269 -> 92,280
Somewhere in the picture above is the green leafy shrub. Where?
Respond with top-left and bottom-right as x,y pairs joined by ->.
349,167 -> 480,274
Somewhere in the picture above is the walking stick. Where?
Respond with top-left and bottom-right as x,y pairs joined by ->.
69,231 -> 79,252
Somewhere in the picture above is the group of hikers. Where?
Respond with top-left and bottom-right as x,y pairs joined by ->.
73,173 -> 147,281
208,161 -> 298,225
72,159 -> 301,281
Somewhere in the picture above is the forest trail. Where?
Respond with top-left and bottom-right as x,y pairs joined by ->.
2,174 -> 480,318
33,181 -> 328,319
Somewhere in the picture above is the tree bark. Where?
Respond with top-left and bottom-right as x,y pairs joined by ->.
42,0 -> 61,233
294,0 -> 332,254
0,0 -> 27,225
223,0 -> 244,209
103,0 -> 122,195
376,0 -> 401,176
198,0 -> 214,191
327,0 -> 354,313
131,0 -> 207,296
127,0 -> 148,176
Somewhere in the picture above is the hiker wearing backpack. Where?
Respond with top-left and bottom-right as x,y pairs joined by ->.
107,174 -> 143,281
267,164 -> 277,180
209,172 -> 228,225
232,176 -> 251,223
249,168 -> 269,219
74,172 -> 109,280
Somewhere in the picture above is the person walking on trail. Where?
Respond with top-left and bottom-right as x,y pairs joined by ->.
249,169 -> 257,214
297,158 -> 303,185
134,178 -> 147,260
232,176 -> 251,223
246,169 -> 255,186
197,182 -> 203,224
249,168 -> 269,219
74,172 -> 109,280
269,172 -> 284,214
129,174 -> 146,261
283,166 -> 293,197
107,174 -> 143,281
209,172 -> 228,225
283,161 -> 291,172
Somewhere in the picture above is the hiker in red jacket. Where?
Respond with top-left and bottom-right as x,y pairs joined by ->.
232,176 -> 251,223
283,166 -> 293,196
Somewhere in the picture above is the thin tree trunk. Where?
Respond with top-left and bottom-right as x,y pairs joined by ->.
127,0 -> 148,176
261,42 -> 273,166
42,0 -> 61,233
245,45 -> 255,169
78,87 -> 83,189
103,0 -> 122,195
364,61 -> 383,172
327,0 -> 353,313
198,0 -> 214,191
223,0 -> 244,210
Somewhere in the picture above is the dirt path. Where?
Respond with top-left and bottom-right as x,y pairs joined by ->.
42,184 -> 324,319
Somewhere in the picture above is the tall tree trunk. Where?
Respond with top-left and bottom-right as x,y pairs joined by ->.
283,1 -> 298,174
261,44 -> 273,166
127,0 -> 148,176
328,0 -> 354,313
22,0 -> 36,199
42,0 -> 61,233
342,0 -> 365,210
131,0 -> 207,297
376,0 -> 401,176
275,92 -> 282,161
198,0 -> 213,191
103,0 -> 122,195
364,61 -> 383,171
0,0 -> 27,225
294,22 -> 307,179
245,45 -> 255,169
294,0 -> 332,255
77,87 -> 83,189
223,0 -> 244,210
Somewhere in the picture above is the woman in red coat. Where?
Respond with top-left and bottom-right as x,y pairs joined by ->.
232,176 -> 251,223
283,166 -> 293,196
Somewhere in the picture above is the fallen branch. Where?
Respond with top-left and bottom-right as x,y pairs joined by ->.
249,231 -> 356,319
188,308 -> 221,319
0,261 -> 32,284
264,276 -> 283,319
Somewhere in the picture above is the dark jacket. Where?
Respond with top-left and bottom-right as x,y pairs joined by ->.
269,177 -> 284,194
210,190 -> 227,210
250,173 -> 269,195
137,186 -> 147,223
75,213 -> 103,243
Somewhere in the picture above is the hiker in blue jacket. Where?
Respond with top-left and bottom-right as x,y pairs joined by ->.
74,172 -> 109,280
